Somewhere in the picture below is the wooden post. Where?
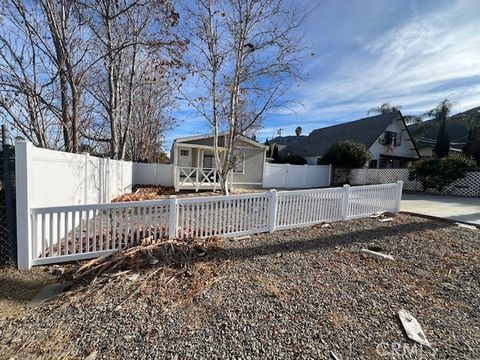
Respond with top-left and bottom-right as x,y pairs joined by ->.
341,184 -> 350,221
168,195 -> 177,239
268,189 -> 278,233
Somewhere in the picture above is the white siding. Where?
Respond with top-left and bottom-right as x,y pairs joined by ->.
368,119 -> 419,162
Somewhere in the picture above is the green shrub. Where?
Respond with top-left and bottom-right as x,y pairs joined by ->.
318,141 -> 371,168
281,154 -> 307,165
409,153 -> 476,192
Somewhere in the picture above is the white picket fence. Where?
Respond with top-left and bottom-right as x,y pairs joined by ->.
22,182 -> 403,269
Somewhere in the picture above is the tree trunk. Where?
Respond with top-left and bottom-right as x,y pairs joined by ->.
119,42 -> 138,160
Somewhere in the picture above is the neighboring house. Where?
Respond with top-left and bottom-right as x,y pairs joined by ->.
170,132 -> 267,191
412,138 -> 464,158
267,135 -> 307,162
279,111 -> 420,168
408,107 -> 474,157
407,106 -> 479,157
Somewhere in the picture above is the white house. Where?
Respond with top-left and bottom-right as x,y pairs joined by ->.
277,111 -> 420,168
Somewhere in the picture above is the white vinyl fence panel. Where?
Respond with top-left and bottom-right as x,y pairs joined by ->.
347,183 -> 401,219
133,163 -> 174,187
263,163 -> 331,189
176,193 -> 270,238
30,200 -> 170,265
23,142 -> 134,208
275,187 -> 344,230
23,182 -> 403,269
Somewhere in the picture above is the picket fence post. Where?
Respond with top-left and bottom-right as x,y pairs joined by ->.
173,166 -> 179,192
268,189 -> 278,233
341,184 -> 350,220
395,180 -> 404,212
168,195 -> 178,239
15,140 -> 33,270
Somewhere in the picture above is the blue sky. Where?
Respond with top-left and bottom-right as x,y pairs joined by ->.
170,0 -> 480,145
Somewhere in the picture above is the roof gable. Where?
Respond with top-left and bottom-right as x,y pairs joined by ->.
283,111 -> 403,157
175,131 -> 266,149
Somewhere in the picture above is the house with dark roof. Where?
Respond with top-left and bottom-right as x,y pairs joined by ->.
279,111 -> 420,168
407,106 -> 479,157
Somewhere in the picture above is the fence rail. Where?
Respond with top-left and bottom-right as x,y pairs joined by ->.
25,182 -> 403,269
175,166 -> 223,192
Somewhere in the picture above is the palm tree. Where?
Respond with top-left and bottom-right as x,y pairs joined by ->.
368,102 -> 421,124
295,126 -> 302,136
368,103 -> 401,115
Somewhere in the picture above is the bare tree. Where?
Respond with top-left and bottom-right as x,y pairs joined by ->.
79,0 -> 184,159
126,61 -> 177,162
0,0 -> 87,150
1,0 -> 184,158
183,0 -> 308,194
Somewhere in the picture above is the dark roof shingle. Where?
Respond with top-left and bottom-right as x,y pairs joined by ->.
281,111 -> 402,157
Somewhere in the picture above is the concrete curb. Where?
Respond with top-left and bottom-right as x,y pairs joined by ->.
399,211 -> 480,229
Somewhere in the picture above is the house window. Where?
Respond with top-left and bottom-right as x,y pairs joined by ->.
180,149 -> 189,156
383,131 -> 401,146
233,150 -> 245,173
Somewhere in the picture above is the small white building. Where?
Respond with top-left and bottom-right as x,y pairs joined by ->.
277,111 -> 420,168
170,132 -> 267,191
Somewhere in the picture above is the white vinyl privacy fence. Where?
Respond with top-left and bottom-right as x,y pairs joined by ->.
20,182 -> 403,269
263,163 -> 331,189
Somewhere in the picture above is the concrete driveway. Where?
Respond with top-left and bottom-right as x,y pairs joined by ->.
401,193 -> 480,225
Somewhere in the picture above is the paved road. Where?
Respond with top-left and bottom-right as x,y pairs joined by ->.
401,193 -> 480,225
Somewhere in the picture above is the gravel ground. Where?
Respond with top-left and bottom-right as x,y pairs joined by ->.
1,213 -> 479,359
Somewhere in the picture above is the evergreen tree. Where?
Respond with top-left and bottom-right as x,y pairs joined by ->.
265,138 -> 271,157
272,144 -> 281,162
429,100 -> 453,158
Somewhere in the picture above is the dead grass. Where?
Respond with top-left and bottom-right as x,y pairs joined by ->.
111,185 -> 264,202
2,322 -> 79,360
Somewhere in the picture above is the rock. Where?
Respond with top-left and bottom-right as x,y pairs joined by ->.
51,266 -> 65,276
397,309 -> 431,347
127,273 -> 140,282
84,350 -> 97,360
234,235 -> 252,240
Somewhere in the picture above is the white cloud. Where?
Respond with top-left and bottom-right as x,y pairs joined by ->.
291,0 -> 480,122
